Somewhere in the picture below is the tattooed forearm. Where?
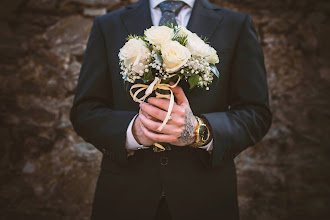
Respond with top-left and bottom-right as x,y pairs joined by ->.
178,108 -> 196,145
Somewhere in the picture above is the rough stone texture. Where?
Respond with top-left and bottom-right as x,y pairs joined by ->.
83,8 -> 107,16
0,0 -> 329,219
71,0 -> 120,6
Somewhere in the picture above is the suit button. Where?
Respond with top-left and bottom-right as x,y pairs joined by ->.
160,157 -> 168,166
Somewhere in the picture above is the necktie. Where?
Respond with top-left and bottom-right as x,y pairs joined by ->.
158,0 -> 186,26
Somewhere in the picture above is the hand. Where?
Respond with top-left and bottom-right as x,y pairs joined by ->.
139,83 -> 198,146
132,113 -> 156,146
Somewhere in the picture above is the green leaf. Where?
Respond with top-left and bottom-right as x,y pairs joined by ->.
126,34 -> 138,41
156,52 -> 163,63
200,35 -> 210,44
172,26 -> 188,46
142,71 -> 153,83
162,22 -> 175,29
210,64 -> 219,78
188,74 -> 199,89
173,35 -> 188,46
184,71 -> 192,77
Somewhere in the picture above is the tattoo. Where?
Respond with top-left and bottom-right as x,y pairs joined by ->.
178,108 -> 196,145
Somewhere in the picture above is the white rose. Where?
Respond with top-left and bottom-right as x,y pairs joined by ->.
144,26 -> 174,46
161,41 -> 191,73
119,38 -> 150,73
205,47 -> 219,64
186,33 -> 210,57
177,26 -> 193,37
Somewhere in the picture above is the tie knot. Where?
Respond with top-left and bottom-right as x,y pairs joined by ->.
158,1 -> 186,15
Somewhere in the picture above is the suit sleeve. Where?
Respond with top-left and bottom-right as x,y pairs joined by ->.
201,14 -> 272,168
70,16 -> 137,166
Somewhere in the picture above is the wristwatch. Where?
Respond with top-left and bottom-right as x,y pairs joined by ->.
190,116 -> 211,148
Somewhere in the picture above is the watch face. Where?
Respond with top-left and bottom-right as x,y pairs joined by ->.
199,125 -> 209,142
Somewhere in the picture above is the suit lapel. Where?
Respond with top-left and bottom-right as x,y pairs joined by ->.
121,0 -> 153,36
187,0 -> 224,41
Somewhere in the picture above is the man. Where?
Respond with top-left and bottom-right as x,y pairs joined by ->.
69,0 -> 272,219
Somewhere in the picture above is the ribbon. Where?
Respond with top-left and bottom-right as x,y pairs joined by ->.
129,76 -> 180,151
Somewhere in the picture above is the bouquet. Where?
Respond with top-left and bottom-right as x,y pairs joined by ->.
118,25 -> 219,148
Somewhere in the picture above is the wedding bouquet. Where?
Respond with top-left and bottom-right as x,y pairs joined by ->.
118,25 -> 219,135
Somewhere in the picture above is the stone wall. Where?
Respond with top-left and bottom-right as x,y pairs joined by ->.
1,0 -> 329,219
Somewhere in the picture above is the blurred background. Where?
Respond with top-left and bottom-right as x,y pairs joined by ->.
0,0 -> 329,219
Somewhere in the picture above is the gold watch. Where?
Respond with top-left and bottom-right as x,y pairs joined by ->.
190,116 -> 210,148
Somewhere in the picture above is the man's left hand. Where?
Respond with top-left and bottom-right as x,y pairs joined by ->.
139,84 -> 197,147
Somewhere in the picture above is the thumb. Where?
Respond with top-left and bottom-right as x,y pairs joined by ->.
169,81 -> 188,105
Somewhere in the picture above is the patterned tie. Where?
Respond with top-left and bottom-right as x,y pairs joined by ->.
158,0 -> 186,26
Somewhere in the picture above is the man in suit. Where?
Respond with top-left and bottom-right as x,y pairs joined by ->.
69,0 -> 272,219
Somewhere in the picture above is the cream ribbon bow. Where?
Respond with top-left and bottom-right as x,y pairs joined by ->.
130,76 -> 180,131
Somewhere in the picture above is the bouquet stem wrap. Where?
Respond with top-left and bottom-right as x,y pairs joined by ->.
129,76 -> 180,151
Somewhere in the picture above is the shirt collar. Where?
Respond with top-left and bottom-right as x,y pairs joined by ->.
149,0 -> 195,9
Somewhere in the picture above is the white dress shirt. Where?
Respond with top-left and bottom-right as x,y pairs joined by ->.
125,0 -> 214,152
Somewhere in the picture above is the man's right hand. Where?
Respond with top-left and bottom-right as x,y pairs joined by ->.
132,111 -> 156,146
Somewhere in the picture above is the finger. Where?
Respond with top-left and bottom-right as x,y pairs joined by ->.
140,113 -> 181,135
147,97 -> 186,124
140,102 -> 167,121
169,84 -> 188,105
147,97 -> 179,112
141,109 -> 159,122
140,122 -> 177,143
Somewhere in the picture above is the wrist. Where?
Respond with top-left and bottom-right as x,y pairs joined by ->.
187,116 -> 198,145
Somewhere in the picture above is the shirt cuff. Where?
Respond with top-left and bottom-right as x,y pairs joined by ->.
125,114 -> 150,150
198,138 -> 213,152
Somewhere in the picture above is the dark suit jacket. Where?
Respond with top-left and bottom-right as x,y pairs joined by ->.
70,0 -> 272,219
